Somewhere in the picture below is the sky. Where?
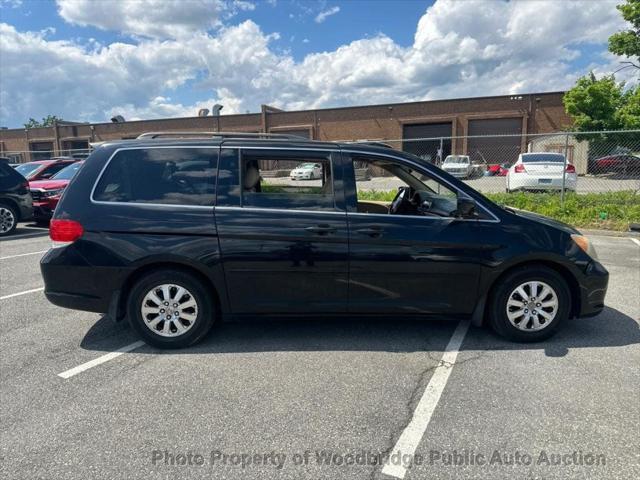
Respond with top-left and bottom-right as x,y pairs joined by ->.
0,0 -> 635,128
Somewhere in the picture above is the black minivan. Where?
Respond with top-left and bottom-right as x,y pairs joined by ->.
41,133 -> 608,348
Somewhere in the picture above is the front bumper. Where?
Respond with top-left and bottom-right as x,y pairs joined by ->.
443,169 -> 470,178
577,260 -> 609,317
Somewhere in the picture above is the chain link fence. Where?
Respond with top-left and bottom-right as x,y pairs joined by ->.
2,129 -> 639,204
348,130 -> 640,202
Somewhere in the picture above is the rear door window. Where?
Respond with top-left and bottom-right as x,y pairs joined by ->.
240,151 -> 335,211
92,148 -> 217,206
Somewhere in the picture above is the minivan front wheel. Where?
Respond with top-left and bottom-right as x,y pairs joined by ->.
128,270 -> 214,348
488,266 -> 571,342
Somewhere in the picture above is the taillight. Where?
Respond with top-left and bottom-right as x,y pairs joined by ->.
49,219 -> 84,245
514,164 -> 526,173
565,164 -> 576,173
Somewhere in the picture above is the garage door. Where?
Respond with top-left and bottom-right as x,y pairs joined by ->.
467,118 -> 522,166
402,123 -> 452,164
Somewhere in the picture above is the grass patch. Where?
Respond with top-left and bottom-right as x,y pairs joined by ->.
357,190 -> 640,231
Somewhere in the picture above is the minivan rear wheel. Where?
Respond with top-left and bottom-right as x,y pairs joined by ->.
488,266 -> 571,342
127,269 -> 214,348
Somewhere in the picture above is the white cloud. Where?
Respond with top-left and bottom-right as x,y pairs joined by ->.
0,0 -> 632,127
315,6 -> 340,24
56,0 -> 253,39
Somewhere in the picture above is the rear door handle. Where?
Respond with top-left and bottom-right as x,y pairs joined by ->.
356,227 -> 383,237
305,225 -> 337,235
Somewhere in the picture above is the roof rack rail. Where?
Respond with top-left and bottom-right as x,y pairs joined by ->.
345,140 -> 394,149
136,131 -> 308,140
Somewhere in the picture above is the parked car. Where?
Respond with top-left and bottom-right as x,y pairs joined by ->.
593,154 -> 640,175
506,153 -> 577,193
15,158 -> 77,181
0,162 -> 33,236
290,162 -> 322,180
487,162 -> 510,176
441,155 -> 486,178
41,134 -> 608,348
29,161 -> 84,223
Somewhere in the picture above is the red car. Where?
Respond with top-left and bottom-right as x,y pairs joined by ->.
487,162 -> 510,176
593,154 -> 640,174
15,158 -> 77,181
29,161 -> 84,222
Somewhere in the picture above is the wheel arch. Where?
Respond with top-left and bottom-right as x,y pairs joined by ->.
472,259 -> 581,326
114,261 -> 224,322
0,197 -> 19,214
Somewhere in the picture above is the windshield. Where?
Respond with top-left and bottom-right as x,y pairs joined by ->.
522,153 -> 565,163
444,156 -> 469,164
15,163 -> 42,178
52,162 -> 82,180
298,163 -> 316,169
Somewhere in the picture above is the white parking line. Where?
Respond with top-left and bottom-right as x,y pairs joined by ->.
381,320 -> 470,480
0,231 -> 48,241
0,250 -> 48,260
0,287 -> 44,300
630,238 -> 640,247
57,341 -> 146,379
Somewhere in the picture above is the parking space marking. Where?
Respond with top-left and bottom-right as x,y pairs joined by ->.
381,320 -> 470,480
57,341 -> 146,379
0,250 -> 48,260
630,238 -> 640,247
0,232 -> 48,241
0,287 -> 44,301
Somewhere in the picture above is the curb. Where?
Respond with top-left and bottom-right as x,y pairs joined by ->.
579,228 -> 640,238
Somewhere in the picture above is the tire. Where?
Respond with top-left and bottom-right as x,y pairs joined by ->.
127,269 -> 214,349
488,265 -> 571,342
0,202 -> 18,237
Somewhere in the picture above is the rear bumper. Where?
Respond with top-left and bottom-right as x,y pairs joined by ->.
40,246 -> 124,314
509,175 -> 577,191
45,290 -> 109,314
577,260 -> 609,318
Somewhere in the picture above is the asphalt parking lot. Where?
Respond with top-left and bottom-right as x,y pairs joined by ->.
0,226 -> 639,480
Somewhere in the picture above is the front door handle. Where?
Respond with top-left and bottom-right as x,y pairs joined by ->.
305,225 -> 337,235
356,227 -> 383,238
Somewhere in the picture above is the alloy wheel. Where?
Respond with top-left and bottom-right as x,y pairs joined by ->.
0,207 -> 16,234
506,281 -> 558,332
140,284 -> 198,337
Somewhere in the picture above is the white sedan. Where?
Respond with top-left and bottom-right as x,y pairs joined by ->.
290,163 -> 322,180
506,153 -> 577,193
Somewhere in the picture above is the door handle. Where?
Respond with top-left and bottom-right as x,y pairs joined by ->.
356,227 -> 383,237
305,225 -> 337,235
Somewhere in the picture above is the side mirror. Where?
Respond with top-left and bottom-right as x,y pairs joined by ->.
456,196 -> 478,219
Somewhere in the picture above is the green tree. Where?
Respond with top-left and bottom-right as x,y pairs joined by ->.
23,115 -> 62,129
608,0 -> 640,70
563,73 -> 625,132
616,86 -> 640,128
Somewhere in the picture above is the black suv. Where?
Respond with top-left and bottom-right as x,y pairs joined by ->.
0,162 -> 33,236
41,133 -> 608,348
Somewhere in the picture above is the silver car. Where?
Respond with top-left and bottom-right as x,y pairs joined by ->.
441,155 -> 486,178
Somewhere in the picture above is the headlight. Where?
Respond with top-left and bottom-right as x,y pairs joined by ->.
42,188 -> 65,198
571,234 -> 598,260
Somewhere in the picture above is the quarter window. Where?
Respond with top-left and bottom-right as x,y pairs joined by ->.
241,152 -> 334,211
93,148 -> 217,206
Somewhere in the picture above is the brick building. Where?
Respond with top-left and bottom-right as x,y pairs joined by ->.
0,91 -> 571,163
